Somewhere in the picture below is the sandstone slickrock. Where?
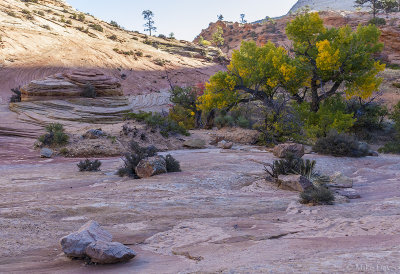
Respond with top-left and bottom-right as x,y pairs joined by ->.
278,175 -> 313,192
218,140 -> 233,149
273,143 -> 305,159
60,220 -> 112,258
328,172 -> 353,189
336,188 -> 361,199
85,240 -> 136,264
183,139 -> 206,149
40,148 -> 53,158
135,156 -> 167,178
20,71 -> 123,101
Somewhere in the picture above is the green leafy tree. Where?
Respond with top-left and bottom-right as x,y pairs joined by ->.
212,26 -> 224,47
142,10 -> 156,36
286,12 -> 385,111
355,0 -> 398,18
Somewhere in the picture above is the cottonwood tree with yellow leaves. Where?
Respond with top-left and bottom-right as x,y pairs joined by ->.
198,12 -> 385,115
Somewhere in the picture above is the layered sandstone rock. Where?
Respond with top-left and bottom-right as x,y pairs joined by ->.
20,71 -> 123,101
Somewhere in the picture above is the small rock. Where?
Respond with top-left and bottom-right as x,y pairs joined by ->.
183,139 -> 206,149
135,156 -> 167,178
217,140 -> 233,149
328,172 -> 353,188
83,129 -> 105,139
210,135 -> 224,145
334,194 -> 350,204
85,240 -> 136,264
40,148 -> 53,158
336,188 -> 361,199
368,150 -> 379,157
273,143 -> 304,159
278,175 -> 313,192
60,220 -> 112,258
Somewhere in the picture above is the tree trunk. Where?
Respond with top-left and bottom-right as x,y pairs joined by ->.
195,110 -> 202,128
310,78 -> 320,112
205,109 -> 215,129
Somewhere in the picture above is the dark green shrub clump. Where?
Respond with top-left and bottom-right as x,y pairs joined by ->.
10,87 -> 22,103
124,111 -> 189,137
38,123 -> 69,147
81,83 -> 96,98
313,130 -> 368,157
165,154 -> 181,172
369,17 -> 386,26
379,101 -> 400,154
300,186 -> 335,205
89,23 -> 103,32
117,141 -> 158,178
78,159 -> 102,172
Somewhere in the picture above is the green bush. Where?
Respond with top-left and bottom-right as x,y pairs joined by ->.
313,130 -> 368,157
124,111 -> 189,137
215,114 -> 235,128
296,96 -> 355,139
165,154 -> 181,172
117,142 -> 157,178
77,159 -> 102,172
81,83 -> 96,98
346,99 -> 388,139
368,17 -> 386,26
10,87 -> 21,103
168,105 -> 195,130
379,101 -> 400,154
38,123 -> 69,147
89,23 -> 103,32
300,186 -> 335,205
378,141 -> 400,154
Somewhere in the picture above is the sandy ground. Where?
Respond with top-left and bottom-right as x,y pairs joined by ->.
0,145 -> 400,273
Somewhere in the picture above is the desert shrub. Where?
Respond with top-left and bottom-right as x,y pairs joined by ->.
38,123 -> 69,146
36,10 -> 45,16
313,130 -> 368,157
198,36 -> 211,46
65,19 -> 72,25
169,85 -> 204,129
393,82 -> 400,88
346,99 -> 388,139
135,50 -> 143,57
254,99 -> 304,145
158,34 -> 167,39
378,142 -> 400,154
369,17 -> 386,26
10,87 -> 22,103
108,34 -> 118,40
296,96 -> 355,139
81,83 -> 96,98
165,154 -> 181,172
41,25 -> 51,30
124,111 -> 189,137
214,114 -> 235,128
117,141 -> 157,178
379,101 -> 400,154
153,58 -> 167,66
299,186 -> 335,205
77,159 -> 102,172
77,13 -> 85,22
168,105 -> 195,130
110,20 -> 120,28
113,48 -> 134,56
89,23 -> 103,32
236,116 -> 251,129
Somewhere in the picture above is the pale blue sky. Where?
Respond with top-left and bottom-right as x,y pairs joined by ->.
66,0 -> 297,40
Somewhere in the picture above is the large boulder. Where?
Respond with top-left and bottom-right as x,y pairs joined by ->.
85,240 -> 136,264
273,143 -> 304,159
183,139 -> 206,149
278,175 -> 313,192
135,156 -> 167,178
21,70 -> 123,101
60,220 -> 112,258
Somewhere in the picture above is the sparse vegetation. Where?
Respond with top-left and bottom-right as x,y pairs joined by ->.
38,123 -> 69,147
117,141 -> 158,178
89,23 -> 103,32
124,111 -> 189,137
299,186 -> 335,205
77,159 -> 102,172
165,154 -> 181,172
313,131 -> 369,157
10,87 -> 22,103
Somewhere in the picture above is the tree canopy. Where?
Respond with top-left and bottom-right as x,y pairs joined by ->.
198,12 -> 385,113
